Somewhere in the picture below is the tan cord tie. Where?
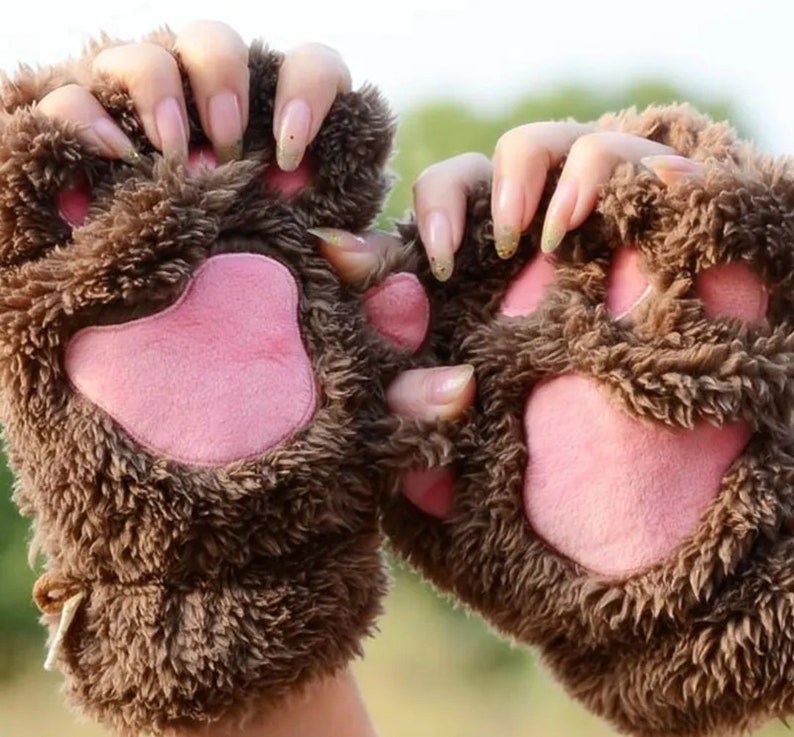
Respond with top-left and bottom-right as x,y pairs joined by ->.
33,573 -> 86,671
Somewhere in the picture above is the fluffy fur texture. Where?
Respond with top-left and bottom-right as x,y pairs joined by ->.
0,37 -> 415,735
382,105 -> 794,736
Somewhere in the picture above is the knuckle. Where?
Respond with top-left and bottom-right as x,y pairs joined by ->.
37,84 -> 88,115
176,27 -> 249,67
458,151 -> 490,170
568,132 -> 609,160
289,41 -> 343,60
93,43 -> 176,83
284,44 -> 351,90
177,19 -> 233,38
415,161 -> 443,184
494,125 -> 551,166
91,44 -> 129,72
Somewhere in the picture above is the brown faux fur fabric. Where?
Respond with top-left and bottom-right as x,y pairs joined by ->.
382,105 -> 794,737
0,39 -> 411,735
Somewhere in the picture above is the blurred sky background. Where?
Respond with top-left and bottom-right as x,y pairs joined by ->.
0,0 -> 791,154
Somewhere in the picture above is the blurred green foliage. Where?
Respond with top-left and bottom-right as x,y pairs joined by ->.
0,78 -> 747,677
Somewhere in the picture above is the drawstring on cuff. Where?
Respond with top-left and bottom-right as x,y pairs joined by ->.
33,573 -> 86,671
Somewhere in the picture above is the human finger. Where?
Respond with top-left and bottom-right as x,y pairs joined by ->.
273,43 -> 352,172
412,152 -> 492,281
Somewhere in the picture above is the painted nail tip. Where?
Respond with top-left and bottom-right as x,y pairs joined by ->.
541,223 -> 566,254
122,149 -> 142,165
434,365 -> 475,404
276,139 -> 303,172
217,139 -> 244,164
307,227 -> 369,254
458,364 -> 475,382
494,226 -> 520,260
431,258 -> 454,282
306,227 -> 341,246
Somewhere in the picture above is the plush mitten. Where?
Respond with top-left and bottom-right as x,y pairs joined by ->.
382,104 -> 794,737
0,38 -> 429,735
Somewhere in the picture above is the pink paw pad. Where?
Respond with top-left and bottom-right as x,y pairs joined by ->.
57,180 -> 91,228
187,145 -> 314,199
363,273 -> 430,351
263,156 -> 314,198
401,468 -> 455,518
522,249 -> 767,575
500,253 -> 556,317
65,254 -> 318,467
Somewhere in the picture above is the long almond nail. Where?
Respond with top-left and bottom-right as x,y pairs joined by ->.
154,96 -> 188,157
309,227 -> 375,282
307,227 -> 369,252
429,364 -> 475,406
277,99 -> 312,172
208,91 -> 244,163
541,179 -> 578,253
92,118 -> 140,163
492,178 -> 524,259
424,211 -> 454,282
640,155 -> 704,186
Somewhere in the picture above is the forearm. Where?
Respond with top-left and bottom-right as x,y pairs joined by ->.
171,670 -> 378,737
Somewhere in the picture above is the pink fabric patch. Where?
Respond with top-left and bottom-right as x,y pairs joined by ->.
363,273 -> 430,351
605,247 -> 651,318
264,157 -> 313,197
401,468 -> 455,518
523,374 -> 750,576
57,181 -> 91,227
187,146 -> 218,173
500,252 -> 556,317
65,254 -> 318,467
696,262 -> 768,321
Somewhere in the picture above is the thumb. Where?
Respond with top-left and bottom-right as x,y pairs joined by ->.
386,365 -> 476,421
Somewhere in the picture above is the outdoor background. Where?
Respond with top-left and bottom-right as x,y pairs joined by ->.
1,2 -> 792,736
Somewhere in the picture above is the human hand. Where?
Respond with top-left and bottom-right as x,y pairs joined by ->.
35,20 -> 351,168
31,20 -> 381,737
313,123 -> 704,517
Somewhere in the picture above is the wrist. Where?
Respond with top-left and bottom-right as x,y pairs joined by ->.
170,669 -> 377,737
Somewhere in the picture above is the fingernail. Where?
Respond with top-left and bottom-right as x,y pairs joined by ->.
428,365 -> 475,406
277,99 -> 312,172
424,211 -> 454,282
154,96 -> 188,157
92,118 -> 140,163
640,155 -> 704,186
493,178 -> 524,259
541,179 -> 578,254
208,90 -> 244,163
307,227 -> 369,252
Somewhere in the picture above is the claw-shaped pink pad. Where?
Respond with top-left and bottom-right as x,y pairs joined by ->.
520,248 -> 767,575
363,273 -> 429,351
65,254 -> 317,467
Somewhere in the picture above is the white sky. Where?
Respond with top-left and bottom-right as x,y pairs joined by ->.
0,0 -> 792,154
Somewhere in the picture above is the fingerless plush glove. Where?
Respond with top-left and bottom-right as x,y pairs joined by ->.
383,104 -> 794,737
7,32 -> 794,737
0,37 -> 430,735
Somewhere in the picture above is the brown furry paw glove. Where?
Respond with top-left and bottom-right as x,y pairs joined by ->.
382,104 -> 794,737
0,40 -> 428,735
